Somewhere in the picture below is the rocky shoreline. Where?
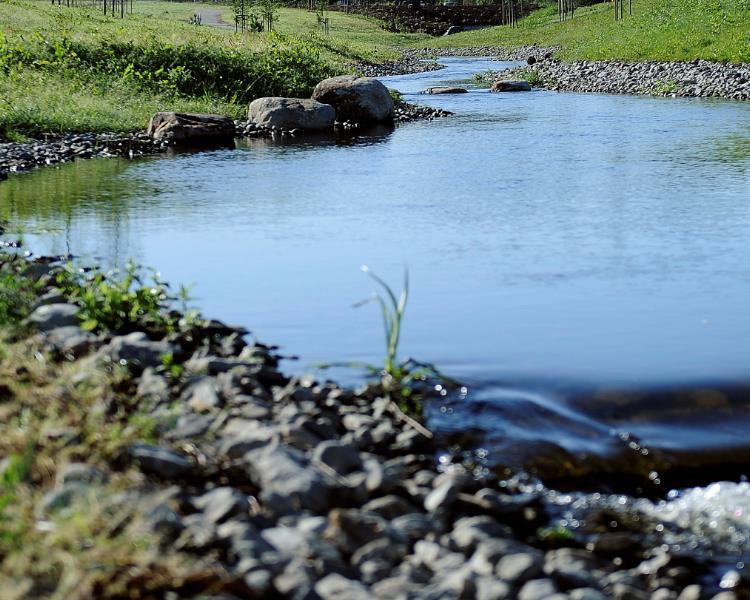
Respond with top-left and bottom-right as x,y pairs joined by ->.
416,45 -> 559,62
0,249 -> 747,599
0,132 -> 167,180
0,106 -> 449,180
483,56 -> 750,100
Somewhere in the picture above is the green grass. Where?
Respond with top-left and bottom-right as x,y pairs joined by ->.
415,0 -> 750,63
0,0 -> 426,138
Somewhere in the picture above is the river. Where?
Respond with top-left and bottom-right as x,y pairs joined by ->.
4,57 -> 750,489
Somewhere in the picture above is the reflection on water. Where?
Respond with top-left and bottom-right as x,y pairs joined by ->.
4,58 -> 750,489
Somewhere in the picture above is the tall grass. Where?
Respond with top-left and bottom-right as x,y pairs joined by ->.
415,0 -> 750,63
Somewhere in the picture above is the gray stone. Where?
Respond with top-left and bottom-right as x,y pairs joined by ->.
166,413 -> 214,439
247,97 -> 336,131
325,508 -> 398,555
146,503 -> 185,541
314,573 -> 372,600
56,462 -> 108,486
351,537 -> 407,569
193,487 -> 246,524
491,80 -> 533,92
147,112 -> 236,144
519,578 -> 559,600
313,440 -> 363,475
391,512 -> 437,541
424,86 -> 468,94
424,475 -> 465,512
312,75 -> 394,123
218,427 -> 280,458
544,548 -> 603,589
570,589 -> 608,600
476,577 -> 512,600
106,332 -> 174,368
38,483 -> 89,516
136,368 -> 171,404
185,377 -> 222,413
44,326 -> 97,357
128,443 -> 193,479
676,586 -> 702,600
497,552 -> 544,584
449,515 -> 513,554
362,495 -> 417,519
244,444 -> 334,515
25,303 -> 79,331
274,558 -> 316,600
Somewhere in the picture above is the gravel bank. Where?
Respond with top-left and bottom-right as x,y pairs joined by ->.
484,58 -> 750,100
1,250 -> 746,599
416,45 -> 560,61
356,49 -> 444,77
0,132 -> 168,178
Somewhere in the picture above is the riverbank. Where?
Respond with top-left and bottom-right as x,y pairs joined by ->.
481,57 -> 750,100
0,250 -> 746,599
413,0 -> 750,64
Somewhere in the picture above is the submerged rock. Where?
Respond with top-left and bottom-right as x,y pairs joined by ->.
247,97 -> 336,131
423,86 -> 468,94
491,80 -> 533,92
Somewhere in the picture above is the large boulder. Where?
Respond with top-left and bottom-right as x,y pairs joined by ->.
312,76 -> 394,123
247,97 -> 335,131
490,80 -> 532,92
146,112 -> 235,144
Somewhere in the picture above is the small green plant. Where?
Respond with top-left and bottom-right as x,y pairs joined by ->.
358,265 -> 408,377
54,261 -> 194,334
652,78 -> 678,95
518,68 -> 544,86
0,271 -> 35,326
537,524 -> 575,543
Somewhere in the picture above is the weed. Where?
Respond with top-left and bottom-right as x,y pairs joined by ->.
54,261 -> 197,335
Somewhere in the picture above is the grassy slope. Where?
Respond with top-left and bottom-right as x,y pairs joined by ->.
415,0 -> 750,63
0,0 -> 426,137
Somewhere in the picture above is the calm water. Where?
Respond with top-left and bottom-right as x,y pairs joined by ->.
4,57 -> 750,482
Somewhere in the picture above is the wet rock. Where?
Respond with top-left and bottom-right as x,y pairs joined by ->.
247,97 -> 336,131
592,532 -> 641,558
128,443 -> 193,479
423,86 -> 468,94
314,573 -> 372,600
391,512 -> 438,541
676,585 -> 702,600
570,589 -> 608,600
491,80 -> 533,92
106,332 -> 175,368
312,75 -> 394,123
274,559 -> 316,600
25,303 -> 79,332
147,112 -> 236,145
219,426 -> 280,458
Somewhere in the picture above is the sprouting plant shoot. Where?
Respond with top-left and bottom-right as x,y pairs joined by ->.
356,265 -> 409,378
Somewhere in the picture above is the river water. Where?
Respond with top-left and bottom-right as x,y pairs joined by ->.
4,57 -> 750,490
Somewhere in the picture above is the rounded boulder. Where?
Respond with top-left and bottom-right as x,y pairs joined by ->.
247,97 -> 336,131
312,76 -> 394,123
